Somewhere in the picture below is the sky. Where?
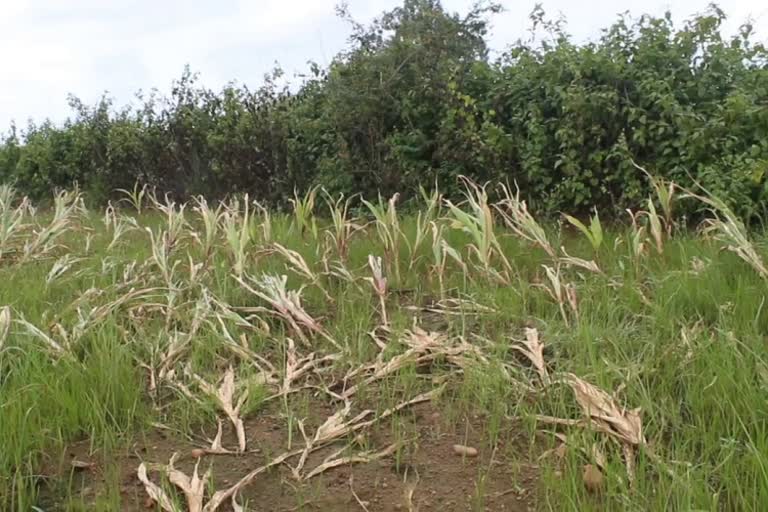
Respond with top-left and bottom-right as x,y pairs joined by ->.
1,0 -> 766,130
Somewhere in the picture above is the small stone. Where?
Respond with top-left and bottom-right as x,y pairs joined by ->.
452,444 -> 478,457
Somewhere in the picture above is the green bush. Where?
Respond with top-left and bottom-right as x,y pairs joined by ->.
0,1 -> 766,217
483,6 -> 768,216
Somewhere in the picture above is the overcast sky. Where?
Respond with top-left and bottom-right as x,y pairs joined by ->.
1,0 -> 766,130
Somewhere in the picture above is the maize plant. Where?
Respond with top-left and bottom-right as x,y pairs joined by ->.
0,306 -> 10,352
236,273 -> 341,350
540,265 -> 578,326
688,189 -> 768,280
322,191 -> 362,261
0,184 -> 26,261
192,367 -> 249,452
117,182 -> 148,214
46,254 -> 84,286
103,201 -> 116,230
430,221 -> 467,299
362,193 -> 403,282
407,185 -> 442,269
272,242 -> 333,303
365,255 -> 388,327
625,209 -> 647,264
636,163 -> 677,236
559,248 -> 601,274
497,183 -> 556,259
15,316 -> 67,356
191,195 -> 224,259
564,209 -> 603,253
20,189 -> 81,263
106,211 -> 138,252
221,195 -> 253,278
289,185 -> 319,239
146,227 -> 180,287
147,192 -> 188,252
644,198 -> 665,255
445,178 -> 510,283
253,200 -> 272,243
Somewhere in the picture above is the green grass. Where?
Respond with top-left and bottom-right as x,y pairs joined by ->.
1,185 -> 768,510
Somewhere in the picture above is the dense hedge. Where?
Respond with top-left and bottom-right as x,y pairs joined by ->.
1,1 -> 767,216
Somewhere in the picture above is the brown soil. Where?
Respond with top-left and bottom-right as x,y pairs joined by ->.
41,400 -> 539,511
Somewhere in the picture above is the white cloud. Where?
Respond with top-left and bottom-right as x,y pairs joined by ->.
0,0 -> 765,129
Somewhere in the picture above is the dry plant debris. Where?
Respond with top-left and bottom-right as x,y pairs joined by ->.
192,367 -> 248,452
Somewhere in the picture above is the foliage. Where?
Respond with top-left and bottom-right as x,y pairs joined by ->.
0,2 -> 767,218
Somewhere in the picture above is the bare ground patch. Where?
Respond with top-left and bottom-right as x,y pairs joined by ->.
42,399 -> 538,511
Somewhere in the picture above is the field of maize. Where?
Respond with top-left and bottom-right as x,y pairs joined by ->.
2,177 -> 768,511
